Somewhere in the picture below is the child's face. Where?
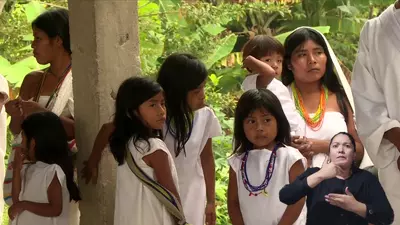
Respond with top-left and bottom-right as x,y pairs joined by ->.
21,131 -> 35,161
187,80 -> 206,111
259,52 -> 283,77
243,108 -> 277,150
137,92 -> 167,130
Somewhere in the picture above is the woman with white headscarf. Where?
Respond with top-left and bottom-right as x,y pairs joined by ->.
242,27 -> 372,169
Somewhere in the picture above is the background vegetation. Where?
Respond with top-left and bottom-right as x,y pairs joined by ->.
0,0 -> 394,224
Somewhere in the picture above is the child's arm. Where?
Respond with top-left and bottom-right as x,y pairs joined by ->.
143,150 -> 181,203
82,122 -> 115,184
277,159 -> 306,225
227,167 -> 244,225
200,139 -> 216,225
243,56 -> 276,89
11,149 -> 24,204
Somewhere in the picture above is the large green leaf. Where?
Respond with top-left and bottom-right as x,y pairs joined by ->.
204,34 -> 237,69
1,56 -> 47,87
0,56 -> 10,67
202,24 -> 226,36
274,26 -> 331,44
23,1 -> 46,23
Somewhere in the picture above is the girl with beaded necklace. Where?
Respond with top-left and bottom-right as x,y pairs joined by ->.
227,89 -> 307,225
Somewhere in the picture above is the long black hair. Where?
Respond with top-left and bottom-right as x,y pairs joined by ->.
109,77 -> 163,165
157,53 -> 208,157
32,8 -> 71,54
21,112 -> 80,201
281,28 -> 350,122
233,89 -> 291,155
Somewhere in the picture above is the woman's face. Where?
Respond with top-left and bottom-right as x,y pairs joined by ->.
289,40 -> 327,84
31,27 -> 61,65
329,134 -> 355,169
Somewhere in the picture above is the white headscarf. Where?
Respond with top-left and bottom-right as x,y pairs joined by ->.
288,26 -> 355,111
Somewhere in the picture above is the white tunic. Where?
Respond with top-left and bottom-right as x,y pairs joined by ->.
11,162 -> 70,225
228,145 -> 307,225
287,87 -> 349,168
351,4 -> 400,224
0,74 -> 8,222
163,107 -> 222,225
114,138 -> 179,225
242,76 -> 304,136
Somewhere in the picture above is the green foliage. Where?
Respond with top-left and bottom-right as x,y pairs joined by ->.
0,0 -> 395,224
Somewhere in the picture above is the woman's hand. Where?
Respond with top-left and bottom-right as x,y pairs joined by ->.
292,136 -> 313,158
5,98 -> 23,117
20,100 -> 47,117
318,158 -> 343,180
205,202 -> 216,225
8,201 -> 25,220
325,187 -> 366,217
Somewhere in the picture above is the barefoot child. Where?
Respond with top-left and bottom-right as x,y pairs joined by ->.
228,89 -> 307,225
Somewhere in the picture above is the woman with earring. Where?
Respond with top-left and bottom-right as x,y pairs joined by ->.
279,132 -> 393,225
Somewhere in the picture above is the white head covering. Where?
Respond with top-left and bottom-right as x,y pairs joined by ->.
287,26 -> 355,111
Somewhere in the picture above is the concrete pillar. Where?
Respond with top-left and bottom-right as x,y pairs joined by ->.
68,0 -> 141,224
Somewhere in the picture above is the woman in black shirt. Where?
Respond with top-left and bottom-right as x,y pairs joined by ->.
279,132 -> 393,225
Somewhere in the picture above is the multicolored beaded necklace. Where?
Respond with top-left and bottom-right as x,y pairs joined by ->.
291,82 -> 328,131
240,143 -> 280,197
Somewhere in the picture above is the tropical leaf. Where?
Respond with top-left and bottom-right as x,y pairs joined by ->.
0,56 -> 10,67
23,1 -> 46,23
203,34 -> 237,69
202,24 -> 226,36
274,26 -> 331,43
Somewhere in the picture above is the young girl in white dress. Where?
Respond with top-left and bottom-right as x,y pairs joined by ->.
228,89 -> 307,225
8,111 -> 80,225
157,53 -> 222,225
83,54 -> 222,225
109,77 -> 184,225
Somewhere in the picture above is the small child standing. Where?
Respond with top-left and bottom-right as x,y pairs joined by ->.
109,77 -> 185,225
241,35 -> 303,136
228,89 -> 307,225
9,111 -> 80,225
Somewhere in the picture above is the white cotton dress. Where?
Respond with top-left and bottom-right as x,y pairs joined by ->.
163,107 -> 222,225
11,162 -> 70,225
113,138 -> 179,225
228,145 -> 307,225
287,87 -> 349,168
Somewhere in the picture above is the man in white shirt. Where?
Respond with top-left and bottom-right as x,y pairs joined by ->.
352,1 -> 400,224
0,74 -> 9,222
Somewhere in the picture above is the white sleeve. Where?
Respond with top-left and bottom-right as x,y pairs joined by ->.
206,107 -> 222,138
285,146 -> 306,170
241,74 -> 258,91
351,22 -> 399,168
45,164 -> 66,190
267,80 -> 303,136
227,154 -> 241,173
0,75 -> 9,104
